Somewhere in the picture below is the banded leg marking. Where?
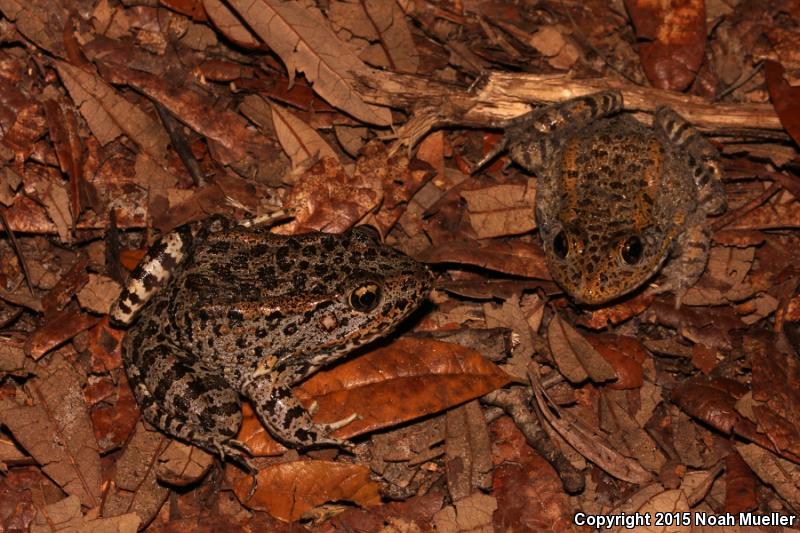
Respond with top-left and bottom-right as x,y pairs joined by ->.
110,226 -> 194,325
654,107 -> 727,215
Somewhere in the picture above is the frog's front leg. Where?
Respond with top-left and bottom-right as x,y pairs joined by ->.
647,213 -> 711,308
242,361 -> 357,448
653,106 -> 727,215
125,336 -> 253,468
480,91 -> 623,175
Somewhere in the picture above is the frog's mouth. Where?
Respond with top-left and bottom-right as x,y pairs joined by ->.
554,250 -> 668,306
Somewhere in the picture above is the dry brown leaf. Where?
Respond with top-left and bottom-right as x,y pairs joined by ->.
418,239 -> 551,279
611,489 -> 690,533
673,376 -> 750,435
361,143 -> 433,234
585,334 -> 645,390
202,0 -> 263,49
269,99 -> 338,168
238,337 -> 511,456
725,451 -> 758,514
0,165 -> 22,207
682,246 -> 756,306
532,374 -> 652,484
729,195 -> 800,230
625,0 -> 706,91
432,492 -> 497,533
747,333 -> 800,458
672,376 -> 790,462
444,400 -> 492,500
527,26 -> 579,70
334,124 -> 368,157
89,373 -> 138,453
76,274 -> 121,315
216,0 -> 392,125
600,390 -> 667,474
0,350 -> 102,508
547,314 -> 617,384
483,293 -> 535,379
101,422 -> 171,527
490,417 -> 578,532
736,443 -> 800,510
0,82 -> 47,161
29,495 -> 140,533
328,0 -> 420,74
22,166 -> 72,243
55,61 -> 170,164
40,257 -> 89,316
100,64 -> 284,185
155,440 -> 214,487
460,180 -> 536,239
230,460 -> 381,521
279,156 -> 379,234
0,337 -> 26,374
0,0 -> 66,57
25,308 -> 101,360
765,60 -> 800,147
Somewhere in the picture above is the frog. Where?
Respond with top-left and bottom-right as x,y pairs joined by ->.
109,216 -> 433,466
484,90 -> 726,306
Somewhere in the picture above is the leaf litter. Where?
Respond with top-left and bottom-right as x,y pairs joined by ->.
0,0 -> 799,530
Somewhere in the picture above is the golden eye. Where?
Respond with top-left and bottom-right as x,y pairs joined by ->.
349,283 -> 382,312
620,236 -> 643,265
553,231 -> 569,259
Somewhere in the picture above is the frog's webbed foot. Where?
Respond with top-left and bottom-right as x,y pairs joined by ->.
646,218 -> 711,308
243,370 -> 360,451
653,106 -> 727,216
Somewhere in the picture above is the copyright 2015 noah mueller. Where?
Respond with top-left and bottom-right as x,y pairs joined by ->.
573,511 -> 797,529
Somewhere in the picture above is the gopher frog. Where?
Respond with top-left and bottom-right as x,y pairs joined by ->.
494,91 -> 726,305
110,217 -> 432,464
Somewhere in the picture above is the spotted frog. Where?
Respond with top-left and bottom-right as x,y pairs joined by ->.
492,91 -> 726,305
109,217 -> 433,464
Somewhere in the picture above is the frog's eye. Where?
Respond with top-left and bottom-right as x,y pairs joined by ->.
349,282 -> 382,312
621,236 -> 643,265
552,231 -> 569,259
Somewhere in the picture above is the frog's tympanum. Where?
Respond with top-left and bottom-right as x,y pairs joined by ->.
110,217 -> 433,465
499,90 -> 726,305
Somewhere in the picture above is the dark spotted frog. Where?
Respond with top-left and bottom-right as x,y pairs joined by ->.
110,217 -> 433,464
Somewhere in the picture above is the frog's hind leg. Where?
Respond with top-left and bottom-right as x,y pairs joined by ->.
110,225 -> 197,326
110,216 -> 235,327
653,107 -> 727,215
493,91 -> 623,175
124,339 -> 252,467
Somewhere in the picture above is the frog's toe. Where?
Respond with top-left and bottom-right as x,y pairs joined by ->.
226,438 -> 253,454
646,281 -> 686,309
213,440 -> 256,471
310,432 -> 356,452
323,412 -> 360,432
